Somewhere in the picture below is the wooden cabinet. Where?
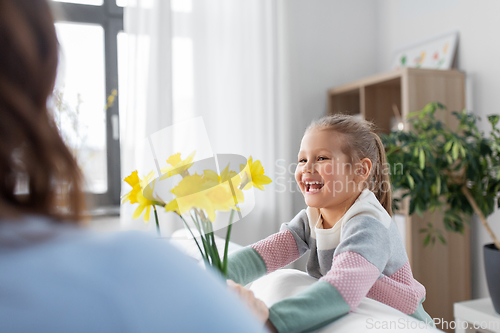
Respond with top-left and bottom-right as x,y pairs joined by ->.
328,68 -> 470,330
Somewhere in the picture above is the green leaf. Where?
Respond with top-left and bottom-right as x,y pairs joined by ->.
408,110 -> 420,119
407,174 -> 415,189
431,184 -> 436,195
452,143 -> 459,160
415,204 -> 423,218
438,234 -> 447,245
413,146 -> 419,157
419,148 -> 425,169
444,140 -> 453,153
459,145 -> 466,157
423,234 -> 431,247
488,115 -> 499,127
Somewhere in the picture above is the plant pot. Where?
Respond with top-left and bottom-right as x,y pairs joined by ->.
484,243 -> 500,314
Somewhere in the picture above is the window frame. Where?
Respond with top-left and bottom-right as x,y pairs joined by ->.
50,0 -> 123,212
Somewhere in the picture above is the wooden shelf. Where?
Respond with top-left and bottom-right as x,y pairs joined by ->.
328,67 -> 470,333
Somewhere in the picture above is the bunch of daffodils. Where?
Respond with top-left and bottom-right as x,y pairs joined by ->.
122,153 -> 272,276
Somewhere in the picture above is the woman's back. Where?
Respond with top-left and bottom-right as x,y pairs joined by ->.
0,216 -> 266,333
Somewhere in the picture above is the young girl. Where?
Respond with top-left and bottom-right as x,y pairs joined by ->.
227,114 -> 433,333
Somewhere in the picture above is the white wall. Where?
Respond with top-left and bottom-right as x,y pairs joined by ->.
376,0 -> 500,299
279,0 -> 380,213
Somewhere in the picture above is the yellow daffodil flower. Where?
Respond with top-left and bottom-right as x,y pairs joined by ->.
167,191 -> 216,221
239,156 -> 272,190
166,167 -> 243,222
166,173 -> 215,220
122,170 -> 160,222
170,172 -> 216,197
206,185 -> 235,212
202,169 -> 220,184
220,164 -> 241,187
133,190 -> 155,222
219,164 -> 244,206
122,171 -> 141,204
165,199 -> 180,215
140,170 -> 155,188
198,168 -> 243,214
121,155 -> 274,276
160,151 -> 196,179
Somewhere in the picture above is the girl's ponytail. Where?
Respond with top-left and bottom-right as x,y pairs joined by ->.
372,133 -> 392,216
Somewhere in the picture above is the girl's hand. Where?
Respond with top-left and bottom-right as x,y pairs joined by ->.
226,280 -> 269,324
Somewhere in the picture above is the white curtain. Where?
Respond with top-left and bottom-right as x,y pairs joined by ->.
120,0 -> 174,235
121,0 -> 297,245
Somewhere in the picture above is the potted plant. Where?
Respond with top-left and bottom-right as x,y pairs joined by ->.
382,102 -> 500,313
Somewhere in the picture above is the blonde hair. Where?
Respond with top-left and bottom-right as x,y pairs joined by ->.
306,114 -> 392,216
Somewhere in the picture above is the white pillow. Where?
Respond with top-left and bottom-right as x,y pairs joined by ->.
248,269 -> 442,333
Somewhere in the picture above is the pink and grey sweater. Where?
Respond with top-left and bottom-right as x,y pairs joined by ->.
227,189 -> 432,333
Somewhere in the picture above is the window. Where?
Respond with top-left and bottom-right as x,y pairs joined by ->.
50,0 -> 123,211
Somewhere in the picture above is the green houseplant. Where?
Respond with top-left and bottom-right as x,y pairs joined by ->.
382,102 -> 500,313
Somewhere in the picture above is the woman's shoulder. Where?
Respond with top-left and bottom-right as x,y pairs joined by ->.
0,215 -> 189,278
0,215 -> 165,261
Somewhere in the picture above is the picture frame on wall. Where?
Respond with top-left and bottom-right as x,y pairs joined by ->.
391,30 -> 459,70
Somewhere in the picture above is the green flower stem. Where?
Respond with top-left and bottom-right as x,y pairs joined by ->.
202,217 -> 218,268
210,231 -> 222,270
190,213 -> 210,263
197,214 -> 213,266
205,236 -> 216,267
178,214 -> 204,260
189,212 -> 208,261
153,206 -> 160,237
207,219 -> 223,270
199,214 -> 222,271
222,209 -> 235,277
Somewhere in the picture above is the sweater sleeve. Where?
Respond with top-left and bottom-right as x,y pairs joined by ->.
267,215 -> 391,333
227,210 -> 311,286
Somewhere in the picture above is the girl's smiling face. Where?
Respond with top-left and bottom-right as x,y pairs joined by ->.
295,129 -> 366,211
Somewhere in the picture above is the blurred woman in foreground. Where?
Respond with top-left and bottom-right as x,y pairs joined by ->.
0,1 -> 266,332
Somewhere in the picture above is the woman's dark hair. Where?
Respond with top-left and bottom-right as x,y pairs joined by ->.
0,0 -> 86,222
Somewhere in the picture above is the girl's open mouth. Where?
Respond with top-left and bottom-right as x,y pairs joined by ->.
304,181 -> 324,194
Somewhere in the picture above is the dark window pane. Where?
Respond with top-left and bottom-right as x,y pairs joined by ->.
53,0 -> 103,6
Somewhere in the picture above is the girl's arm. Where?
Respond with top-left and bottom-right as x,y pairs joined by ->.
266,215 -> 391,333
227,209 -> 311,286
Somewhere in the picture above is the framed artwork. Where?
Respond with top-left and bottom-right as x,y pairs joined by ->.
391,30 -> 459,70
